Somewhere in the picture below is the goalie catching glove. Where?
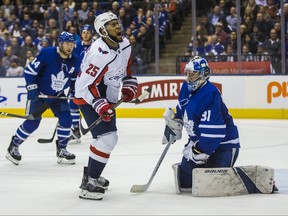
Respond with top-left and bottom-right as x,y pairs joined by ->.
162,107 -> 183,144
92,98 -> 114,122
182,140 -> 209,164
121,76 -> 138,102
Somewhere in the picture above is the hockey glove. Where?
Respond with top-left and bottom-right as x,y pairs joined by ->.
92,98 -> 114,122
26,83 -> 39,101
121,76 -> 138,102
182,140 -> 209,165
162,107 -> 183,145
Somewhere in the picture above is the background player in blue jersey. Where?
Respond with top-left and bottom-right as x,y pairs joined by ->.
6,31 -> 81,165
69,24 -> 95,143
163,56 -> 240,189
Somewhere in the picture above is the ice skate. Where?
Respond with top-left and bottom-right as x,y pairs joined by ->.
6,136 -> 22,165
79,166 -> 110,190
68,127 -> 81,144
79,176 -> 105,200
56,140 -> 76,164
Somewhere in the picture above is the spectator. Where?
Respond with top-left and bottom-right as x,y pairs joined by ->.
19,35 -> 38,67
242,33 -> 258,54
221,44 -> 236,62
129,34 -> 147,74
0,0 -> 15,18
213,22 -> 228,47
254,42 -> 270,61
132,8 -> 146,29
265,0 -> 278,19
251,24 -> 266,43
48,3 -> 60,22
196,15 -> 214,45
31,3 -> 44,21
77,1 -> 89,22
241,43 -> 253,61
205,34 -> 225,57
2,45 -> 18,70
11,22 -> 21,38
264,28 -> 281,73
111,1 -> 120,16
0,60 -> 6,77
226,6 -> 238,32
10,36 -> 21,56
119,7 -> 132,30
6,57 -> 24,77
208,5 -> 226,26
20,13 -> 33,30
91,1 -> 103,17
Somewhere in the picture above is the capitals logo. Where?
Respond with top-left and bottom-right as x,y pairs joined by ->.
98,47 -> 108,54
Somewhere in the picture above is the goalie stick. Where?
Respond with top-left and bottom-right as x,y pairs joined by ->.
0,102 -> 50,120
130,134 -> 175,193
80,88 -> 151,135
37,121 -> 58,143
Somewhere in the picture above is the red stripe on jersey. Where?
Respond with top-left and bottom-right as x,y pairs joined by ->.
88,66 -> 109,97
73,98 -> 87,105
127,56 -> 132,76
90,145 -> 110,158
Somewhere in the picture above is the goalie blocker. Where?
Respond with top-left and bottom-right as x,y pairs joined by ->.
172,163 -> 277,196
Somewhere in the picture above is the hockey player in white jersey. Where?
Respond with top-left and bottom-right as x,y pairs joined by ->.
74,12 -> 138,200
6,31 -> 81,165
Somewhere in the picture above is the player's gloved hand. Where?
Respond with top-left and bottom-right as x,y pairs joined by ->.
162,107 -> 183,144
26,83 -> 39,101
121,76 -> 138,102
182,140 -> 209,164
92,98 -> 114,122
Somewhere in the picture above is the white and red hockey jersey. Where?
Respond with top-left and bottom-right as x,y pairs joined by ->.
74,36 -> 132,105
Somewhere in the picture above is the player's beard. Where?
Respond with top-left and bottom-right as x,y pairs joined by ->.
59,45 -> 72,58
108,32 -> 123,43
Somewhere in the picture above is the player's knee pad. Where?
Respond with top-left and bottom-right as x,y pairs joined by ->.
90,132 -> 118,163
58,111 -> 72,128
192,165 -> 275,197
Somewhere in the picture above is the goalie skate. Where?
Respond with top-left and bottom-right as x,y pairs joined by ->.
56,141 -> 76,164
79,177 -> 105,200
6,137 -> 21,165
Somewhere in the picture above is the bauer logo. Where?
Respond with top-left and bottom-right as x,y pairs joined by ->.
204,169 -> 228,174
267,81 -> 288,103
137,80 -> 222,103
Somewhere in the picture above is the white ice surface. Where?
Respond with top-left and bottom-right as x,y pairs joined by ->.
0,118 -> 288,215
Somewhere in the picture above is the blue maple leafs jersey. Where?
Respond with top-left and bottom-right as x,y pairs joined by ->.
175,81 -> 240,155
73,39 -> 95,60
24,47 -> 81,96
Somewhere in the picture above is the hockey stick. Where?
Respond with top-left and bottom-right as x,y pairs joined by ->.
38,95 -> 74,100
0,102 -> 50,120
80,88 -> 151,135
37,121 -> 58,143
130,134 -> 175,193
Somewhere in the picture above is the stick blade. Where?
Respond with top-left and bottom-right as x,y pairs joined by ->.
37,138 -> 53,143
130,184 -> 148,193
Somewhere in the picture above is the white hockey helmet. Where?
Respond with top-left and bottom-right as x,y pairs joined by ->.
94,12 -> 118,37
184,56 -> 210,92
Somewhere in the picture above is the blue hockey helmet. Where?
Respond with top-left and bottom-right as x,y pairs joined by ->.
81,24 -> 93,33
58,31 -> 76,43
184,56 -> 210,92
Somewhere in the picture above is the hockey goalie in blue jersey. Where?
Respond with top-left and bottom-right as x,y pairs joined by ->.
163,56 -> 240,189
6,31 -> 81,165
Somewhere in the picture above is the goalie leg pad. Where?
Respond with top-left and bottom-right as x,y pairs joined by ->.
172,163 -> 192,193
192,165 -> 275,197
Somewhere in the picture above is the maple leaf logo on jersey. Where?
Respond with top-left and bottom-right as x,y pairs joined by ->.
51,71 -> 68,92
98,47 -> 108,54
183,110 -> 196,137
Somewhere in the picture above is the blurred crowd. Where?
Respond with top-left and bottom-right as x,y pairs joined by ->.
186,0 -> 288,74
0,0 -> 191,76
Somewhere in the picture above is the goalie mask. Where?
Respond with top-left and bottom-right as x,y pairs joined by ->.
184,56 -> 210,92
